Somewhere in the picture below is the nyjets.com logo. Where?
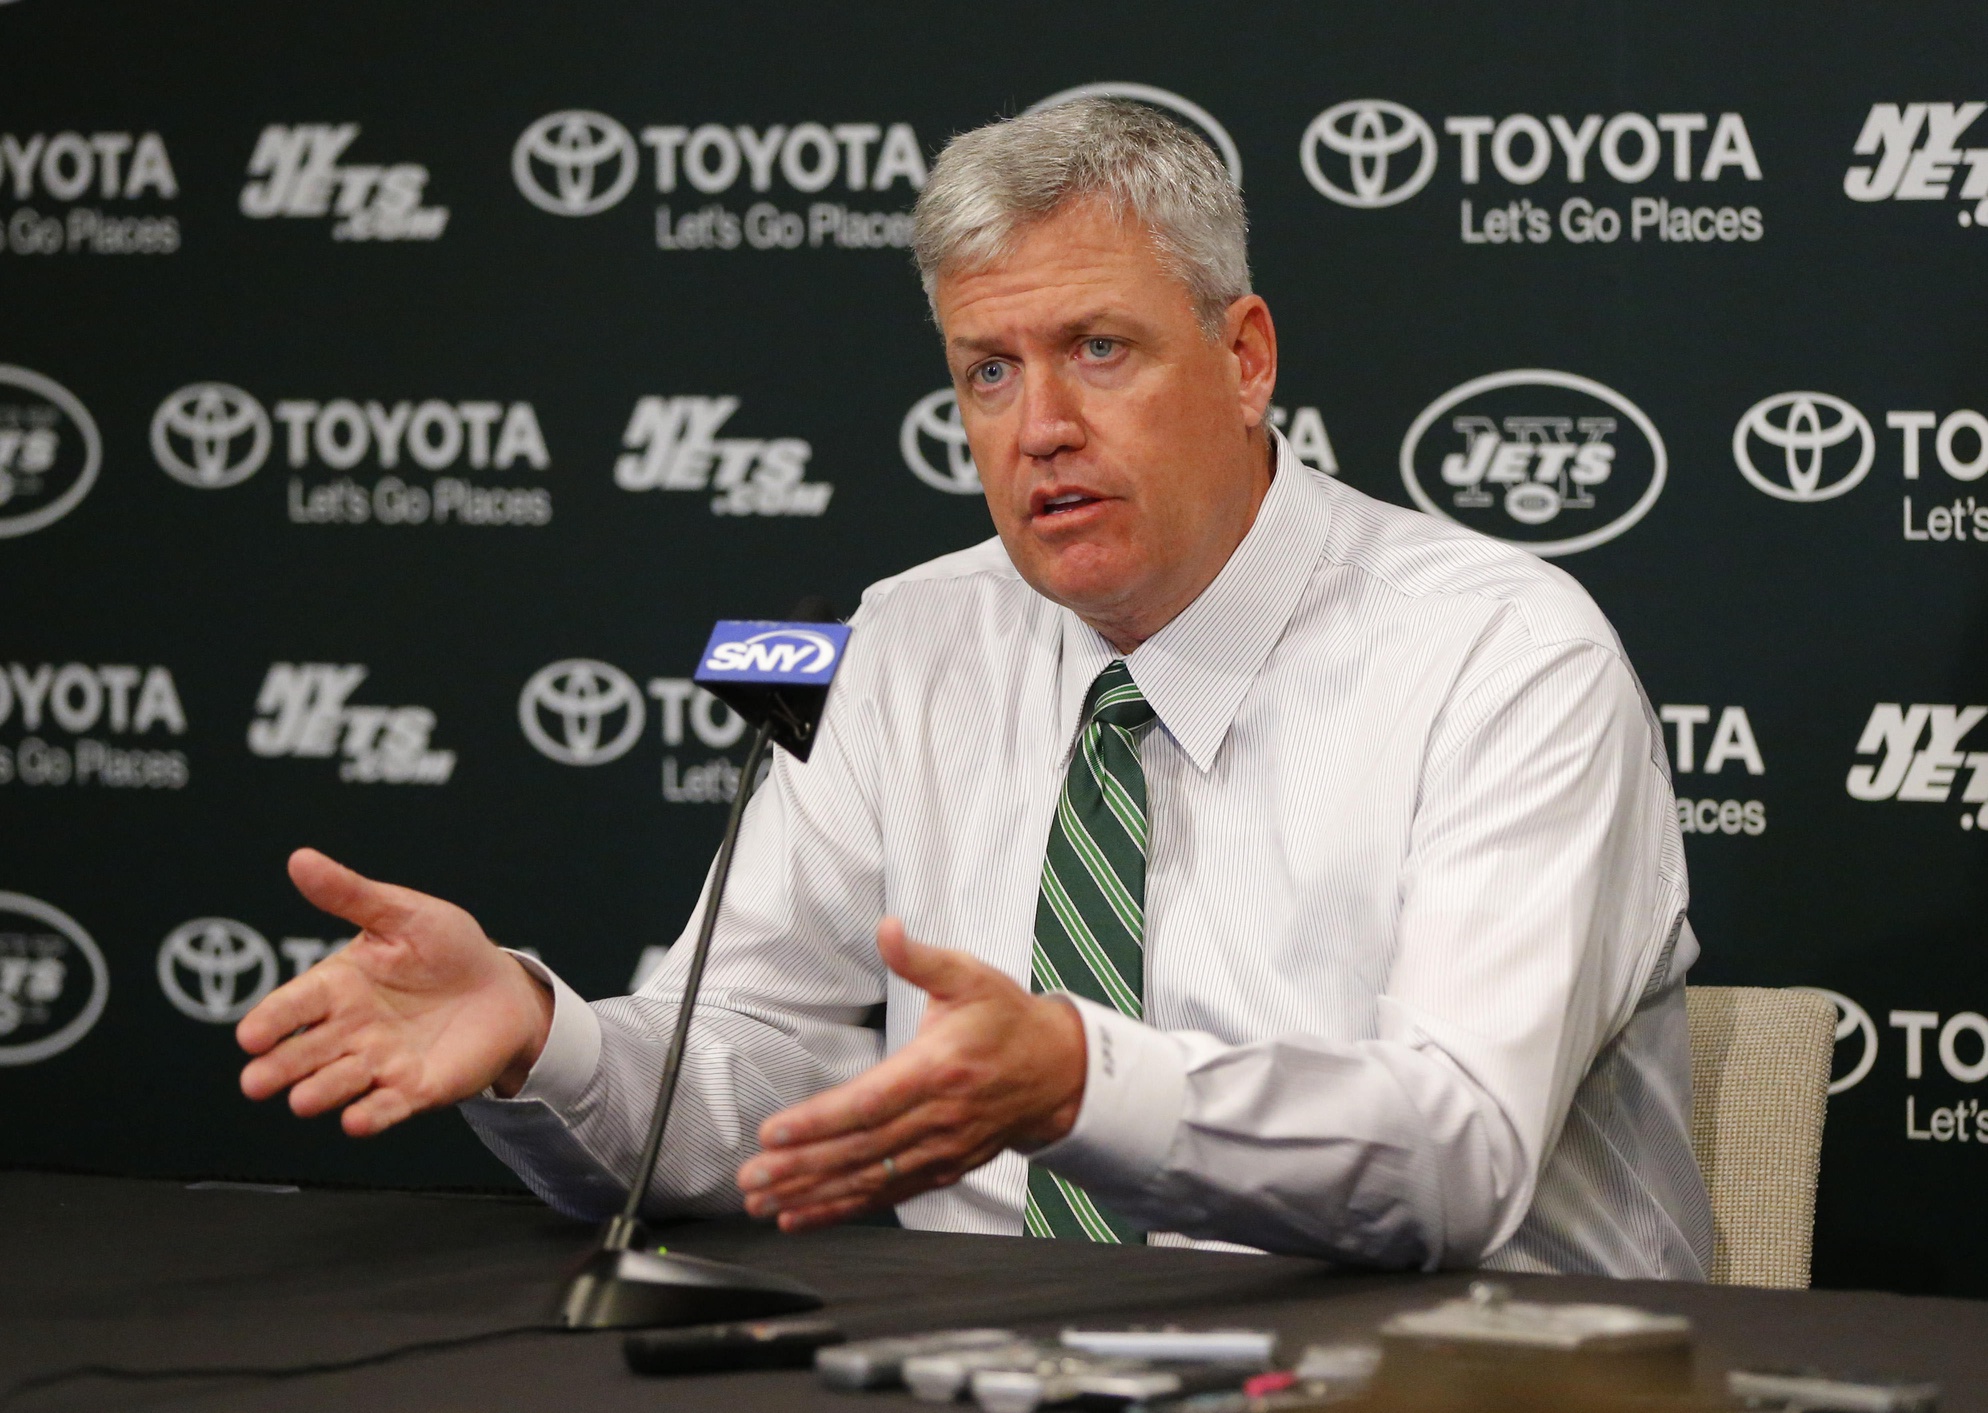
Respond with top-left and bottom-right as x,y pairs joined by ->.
1843,103 -> 1988,230
151,383 -> 552,527
1301,100 -> 1763,246
248,664 -> 455,784
518,657 -> 750,805
240,124 -> 448,241
1,128 -> 180,256
1847,704 -> 1987,832
1400,370 -> 1667,556
615,397 -> 830,516
511,109 -> 925,252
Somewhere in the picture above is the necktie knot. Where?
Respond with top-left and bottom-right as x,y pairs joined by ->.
1086,661 -> 1155,734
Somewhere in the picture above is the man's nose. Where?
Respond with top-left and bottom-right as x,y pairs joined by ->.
1016,367 -> 1085,462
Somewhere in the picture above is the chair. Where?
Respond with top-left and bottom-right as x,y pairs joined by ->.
1685,986 -> 1835,1288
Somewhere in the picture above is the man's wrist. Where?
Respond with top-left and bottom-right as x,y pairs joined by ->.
1026,996 -> 1187,1193
1014,995 -> 1087,1150
490,954 -> 555,1099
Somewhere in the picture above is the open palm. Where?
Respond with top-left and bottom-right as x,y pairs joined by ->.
236,848 -> 552,1137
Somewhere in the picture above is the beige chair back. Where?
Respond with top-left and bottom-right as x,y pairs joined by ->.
1685,985 -> 1835,1288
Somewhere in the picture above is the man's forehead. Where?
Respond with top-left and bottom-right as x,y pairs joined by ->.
934,207 -> 1187,350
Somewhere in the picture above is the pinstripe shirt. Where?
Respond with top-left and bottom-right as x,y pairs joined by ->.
463,433 -> 1713,1278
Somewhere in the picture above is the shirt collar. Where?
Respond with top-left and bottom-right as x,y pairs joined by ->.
1056,431 -> 1332,772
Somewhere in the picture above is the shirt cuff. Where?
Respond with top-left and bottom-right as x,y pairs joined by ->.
480,949 -> 601,1111
1027,995 -> 1187,1192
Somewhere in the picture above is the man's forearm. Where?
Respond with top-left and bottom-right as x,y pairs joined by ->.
1029,1003 -> 1529,1268
463,987 -> 885,1220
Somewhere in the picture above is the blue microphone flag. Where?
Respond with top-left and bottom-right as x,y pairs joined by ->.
694,620 -> 850,761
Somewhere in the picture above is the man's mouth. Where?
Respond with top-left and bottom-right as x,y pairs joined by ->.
1032,489 -> 1105,519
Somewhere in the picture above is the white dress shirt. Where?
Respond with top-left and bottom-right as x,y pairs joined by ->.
462,433 -> 1713,1278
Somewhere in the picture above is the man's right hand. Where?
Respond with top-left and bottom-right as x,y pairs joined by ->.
236,848 -> 555,1137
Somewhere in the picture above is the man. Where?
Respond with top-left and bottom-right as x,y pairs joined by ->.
238,99 -> 1712,1276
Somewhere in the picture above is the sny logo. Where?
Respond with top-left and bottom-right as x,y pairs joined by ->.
1844,103 -> 1988,228
248,664 -> 455,783
1400,370 -> 1666,556
699,624 -> 846,683
615,396 -> 830,515
240,124 -> 448,240
1847,704 -> 1988,830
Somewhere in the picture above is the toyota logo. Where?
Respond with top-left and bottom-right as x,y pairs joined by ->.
1301,99 -> 1438,209
900,389 -> 980,495
1733,392 -> 1875,503
1026,83 -> 1242,187
519,659 -> 646,765
513,110 -> 639,217
157,918 -> 278,1024
151,382 -> 271,489
1801,988 -> 1878,1095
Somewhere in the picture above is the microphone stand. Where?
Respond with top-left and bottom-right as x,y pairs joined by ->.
555,719 -> 824,1328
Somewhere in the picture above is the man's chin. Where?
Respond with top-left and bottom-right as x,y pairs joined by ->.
1024,562 -> 1145,626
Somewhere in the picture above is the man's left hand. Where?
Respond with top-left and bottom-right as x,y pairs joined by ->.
737,917 -> 1085,1231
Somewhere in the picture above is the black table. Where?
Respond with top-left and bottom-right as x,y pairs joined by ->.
6,1170 -> 1985,1411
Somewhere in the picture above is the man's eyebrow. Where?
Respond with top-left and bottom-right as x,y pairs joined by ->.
946,311 -> 1134,360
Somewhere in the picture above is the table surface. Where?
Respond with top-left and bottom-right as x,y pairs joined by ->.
6,1170 -> 1985,1412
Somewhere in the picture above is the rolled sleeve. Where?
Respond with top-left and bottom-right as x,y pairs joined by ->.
1027,995 -> 1187,1192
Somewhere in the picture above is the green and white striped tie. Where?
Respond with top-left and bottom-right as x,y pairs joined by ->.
1025,660 -> 1155,1243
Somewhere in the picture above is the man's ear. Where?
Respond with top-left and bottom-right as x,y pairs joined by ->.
1227,295 -> 1278,430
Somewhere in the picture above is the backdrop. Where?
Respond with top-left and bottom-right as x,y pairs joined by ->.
3,1 -> 1984,1296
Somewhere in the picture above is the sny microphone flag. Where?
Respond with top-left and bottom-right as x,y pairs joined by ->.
694,620 -> 851,761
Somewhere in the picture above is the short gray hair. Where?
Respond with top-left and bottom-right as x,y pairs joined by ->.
911,97 -> 1251,337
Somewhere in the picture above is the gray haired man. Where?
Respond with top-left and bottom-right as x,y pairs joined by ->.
238,100 -> 1712,1277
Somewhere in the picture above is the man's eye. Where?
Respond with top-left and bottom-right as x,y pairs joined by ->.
974,363 -> 1007,386
1084,338 -> 1117,359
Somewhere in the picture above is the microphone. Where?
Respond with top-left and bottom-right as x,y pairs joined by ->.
557,605 -> 850,1330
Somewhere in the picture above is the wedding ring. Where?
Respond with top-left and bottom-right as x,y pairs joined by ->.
881,1155 -> 898,1180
